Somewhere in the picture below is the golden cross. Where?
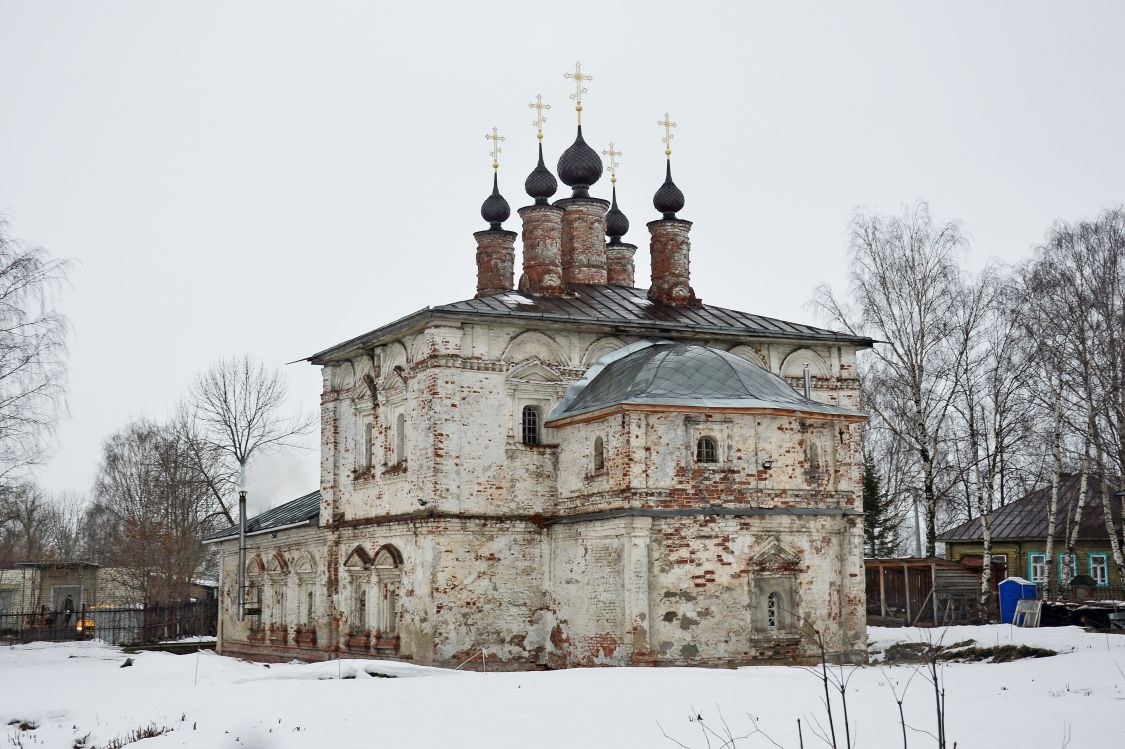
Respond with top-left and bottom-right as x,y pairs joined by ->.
564,62 -> 592,123
602,142 -> 622,184
658,112 -> 677,158
485,126 -> 505,171
529,95 -> 550,142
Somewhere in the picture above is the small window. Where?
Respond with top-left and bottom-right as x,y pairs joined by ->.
306,590 -> 315,624
521,405 -> 541,446
1028,553 -> 1046,584
593,436 -> 605,472
695,435 -> 718,463
766,592 -> 779,631
363,423 -> 374,468
395,413 -> 406,464
1057,553 -> 1077,583
1089,554 -> 1109,587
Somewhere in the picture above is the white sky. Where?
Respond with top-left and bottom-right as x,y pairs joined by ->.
1,1 -> 1123,514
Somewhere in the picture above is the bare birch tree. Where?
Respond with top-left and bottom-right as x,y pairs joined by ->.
815,202 -> 970,555
182,355 -> 314,523
0,217 -> 69,486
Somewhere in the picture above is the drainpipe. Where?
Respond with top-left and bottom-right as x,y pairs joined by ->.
803,363 -> 811,399
237,465 -> 247,622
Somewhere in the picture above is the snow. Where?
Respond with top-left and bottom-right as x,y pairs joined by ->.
2,626 -> 1123,747
501,293 -> 535,305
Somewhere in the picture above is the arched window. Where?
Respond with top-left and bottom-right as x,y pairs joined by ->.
373,545 -> 402,636
696,435 -> 718,463
767,592 -> 779,631
395,413 -> 406,464
593,436 -> 605,472
521,405 -> 541,446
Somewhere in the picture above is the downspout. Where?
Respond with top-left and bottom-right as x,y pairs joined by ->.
237,465 -> 247,623
803,363 -> 812,399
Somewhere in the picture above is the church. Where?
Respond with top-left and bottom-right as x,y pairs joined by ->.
207,68 -> 872,669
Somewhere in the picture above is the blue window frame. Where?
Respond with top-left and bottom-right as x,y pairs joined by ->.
1027,553 -> 1046,584
1056,553 -> 1077,582
1088,553 -> 1109,587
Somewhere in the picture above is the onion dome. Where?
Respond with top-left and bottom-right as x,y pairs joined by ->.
524,143 -> 558,205
605,185 -> 629,242
557,126 -> 603,199
480,173 -> 510,230
653,160 -> 685,219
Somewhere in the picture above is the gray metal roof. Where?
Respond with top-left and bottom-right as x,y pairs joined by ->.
939,474 -> 1122,542
307,284 -> 873,363
204,490 -> 321,542
547,340 -> 863,422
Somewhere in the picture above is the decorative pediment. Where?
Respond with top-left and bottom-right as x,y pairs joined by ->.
343,546 -> 372,570
747,536 -> 801,566
506,358 -> 565,384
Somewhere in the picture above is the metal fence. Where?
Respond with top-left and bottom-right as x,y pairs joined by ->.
0,599 -> 217,646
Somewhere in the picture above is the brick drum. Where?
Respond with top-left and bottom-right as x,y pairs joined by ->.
605,242 -> 636,287
648,218 -> 697,305
474,229 -> 517,297
556,197 -> 609,284
517,205 -> 565,296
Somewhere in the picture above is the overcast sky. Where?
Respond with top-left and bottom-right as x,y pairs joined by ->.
1,1 -> 1123,514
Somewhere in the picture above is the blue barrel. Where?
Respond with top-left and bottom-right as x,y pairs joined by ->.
998,577 -> 1038,624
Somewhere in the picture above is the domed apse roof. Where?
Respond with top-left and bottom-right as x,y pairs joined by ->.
546,340 -> 863,424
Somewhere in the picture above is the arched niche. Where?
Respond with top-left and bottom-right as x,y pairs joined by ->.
581,336 -> 627,367
779,347 -> 830,379
331,361 -> 356,392
501,331 -> 569,367
726,344 -> 767,369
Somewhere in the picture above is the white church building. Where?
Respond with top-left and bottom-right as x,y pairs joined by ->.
207,93 -> 872,669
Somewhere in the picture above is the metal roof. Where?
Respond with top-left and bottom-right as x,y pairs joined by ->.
938,474 -> 1122,542
307,284 -> 874,363
204,490 -> 321,542
547,340 -> 862,422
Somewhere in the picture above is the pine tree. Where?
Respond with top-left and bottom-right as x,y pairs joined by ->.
862,453 -> 899,557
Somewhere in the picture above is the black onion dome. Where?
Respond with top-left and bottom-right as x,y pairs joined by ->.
605,185 -> 629,242
480,172 -> 510,230
557,125 -> 603,198
524,142 -> 558,205
653,160 -> 685,219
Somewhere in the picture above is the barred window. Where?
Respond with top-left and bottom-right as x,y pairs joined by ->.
521,405 -> 541,446
593,436 -> 605,472
767,592 -> 779,631
696,435 -> 718,463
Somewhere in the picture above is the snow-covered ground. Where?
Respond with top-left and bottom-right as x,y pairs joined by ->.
2,626 -> 1122,748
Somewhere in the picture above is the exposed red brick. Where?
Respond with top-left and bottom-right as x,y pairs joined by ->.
557,197 -> 609,284
518,205 -> 566,295
605,242 -> 636,286
647,218 -> 698,306
474,229 -> 517,297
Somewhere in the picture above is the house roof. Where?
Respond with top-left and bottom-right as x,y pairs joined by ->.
938,474 -> 1122,543
306,284 -> 875,364
546,340 -> 862,423
203,490 -> 321,543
